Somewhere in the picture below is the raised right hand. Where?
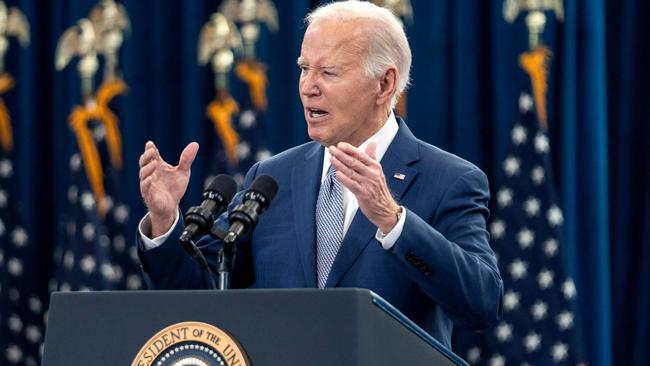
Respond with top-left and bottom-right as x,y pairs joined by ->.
139,141 -> 199,237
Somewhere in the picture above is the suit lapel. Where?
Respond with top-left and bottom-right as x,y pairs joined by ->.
292,143 -> 323,287
325,120 -> 420,287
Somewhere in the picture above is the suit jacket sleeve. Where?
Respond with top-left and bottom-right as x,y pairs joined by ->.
136,218 -> 213,289
390,167 -> 503,330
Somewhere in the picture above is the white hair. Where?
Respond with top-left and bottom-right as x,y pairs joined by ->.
306,0 -> 412,108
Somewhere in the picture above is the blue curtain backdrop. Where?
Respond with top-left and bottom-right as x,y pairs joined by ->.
0,1 -> 647,365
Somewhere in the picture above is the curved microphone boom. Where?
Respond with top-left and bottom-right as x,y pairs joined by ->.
224,175 -> 279,243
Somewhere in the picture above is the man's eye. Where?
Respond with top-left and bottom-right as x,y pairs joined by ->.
324,70 -> 336,76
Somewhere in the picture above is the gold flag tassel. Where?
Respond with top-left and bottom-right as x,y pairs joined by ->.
69,106 -> 107,219
67,79 -> 127,219
519,46 -> 551,130
0,73 -> 15,153
95,79 -> 128,169
206,93 -> 240,167
236,60 -> 268,112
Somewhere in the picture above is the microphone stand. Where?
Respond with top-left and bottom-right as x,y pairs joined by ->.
209,226 -> 236,290
179,238 -> 217,290
204,174 -> 278,290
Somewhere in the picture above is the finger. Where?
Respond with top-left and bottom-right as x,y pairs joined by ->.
329,145 -> 373,176
337,142 -> 379,166
139,159 -> 157,181
178,142 -> 199,172
145,141 -> 161,160
332,143 -> 380,179
139,147 -> 157,167
336,142 -> 385,185
334,166 -> 364,195
140,141 -> 162,166
331,155 -> 372,189
140,175 -> 153,198
364,142 -> 377,162
330,156 -> 350,177
150,142 -> 164,163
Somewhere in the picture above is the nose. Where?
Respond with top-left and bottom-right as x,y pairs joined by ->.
300,70 -> 321,98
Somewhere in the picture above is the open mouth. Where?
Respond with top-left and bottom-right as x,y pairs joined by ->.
307,107 -> 329,118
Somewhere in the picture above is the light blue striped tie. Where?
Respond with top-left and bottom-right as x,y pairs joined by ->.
316,165 -> 344,288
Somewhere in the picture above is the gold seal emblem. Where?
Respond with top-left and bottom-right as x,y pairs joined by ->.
132,321 -> 250,366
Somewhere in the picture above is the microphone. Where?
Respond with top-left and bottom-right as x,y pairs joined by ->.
224,175 -> 278,243
180,174 -> 237,245
180,174 -> 237,290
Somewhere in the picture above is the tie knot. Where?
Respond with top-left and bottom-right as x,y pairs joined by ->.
326,165 -> 337,179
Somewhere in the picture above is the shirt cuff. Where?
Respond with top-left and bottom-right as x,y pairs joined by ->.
139,210 -> 180,250
375,206 -> 406,250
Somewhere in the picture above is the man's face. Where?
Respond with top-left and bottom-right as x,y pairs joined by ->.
298,20 -> 383,147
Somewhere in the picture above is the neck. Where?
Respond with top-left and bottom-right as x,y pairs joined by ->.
349,109 -> 392,148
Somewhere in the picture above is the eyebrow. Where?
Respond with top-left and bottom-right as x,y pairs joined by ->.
296,58 -> 337,71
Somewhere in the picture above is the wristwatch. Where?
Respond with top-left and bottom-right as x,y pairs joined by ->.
378,206 -> 404,239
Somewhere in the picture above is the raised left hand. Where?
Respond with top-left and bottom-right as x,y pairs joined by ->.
329,142 -> 401,233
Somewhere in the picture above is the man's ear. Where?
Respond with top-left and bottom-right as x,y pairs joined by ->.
377,67 -> 397,105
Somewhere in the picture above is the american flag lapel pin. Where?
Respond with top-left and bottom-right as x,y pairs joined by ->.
393,173 -> 406,180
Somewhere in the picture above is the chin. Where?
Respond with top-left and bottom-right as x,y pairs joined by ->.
308,133 -> 326,145
308,133 -> 334,146
307,126 -> 324,141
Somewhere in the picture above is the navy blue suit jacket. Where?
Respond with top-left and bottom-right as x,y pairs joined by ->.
138,120 -> 503,348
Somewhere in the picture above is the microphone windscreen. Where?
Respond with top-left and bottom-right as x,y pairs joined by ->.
207,174 -> 238,202
250,175 -> 279,202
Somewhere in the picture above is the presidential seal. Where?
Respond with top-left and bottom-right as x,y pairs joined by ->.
132,321 -> 250,366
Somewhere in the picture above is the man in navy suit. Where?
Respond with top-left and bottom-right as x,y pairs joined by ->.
137,1 -> 502,349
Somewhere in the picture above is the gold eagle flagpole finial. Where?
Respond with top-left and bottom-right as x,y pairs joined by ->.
220,0 -> 278,60
56,18 -> 99,101
0,0 -> 29,153
90,0 -> 130,82
503,0 -> 564,130
503,0 -> 564,50
198,12 -> 243,89
220,0 -> 278,112
0,0 -> 29,75
371,0 -> 412,119
199,12 -> 243,168
55,0 -> 130,219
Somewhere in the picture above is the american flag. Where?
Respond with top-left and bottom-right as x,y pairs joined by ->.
206,83 -> 273,188
0,150 -> 45,366
452,87 -> 583,365
51,121 -> 142,293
